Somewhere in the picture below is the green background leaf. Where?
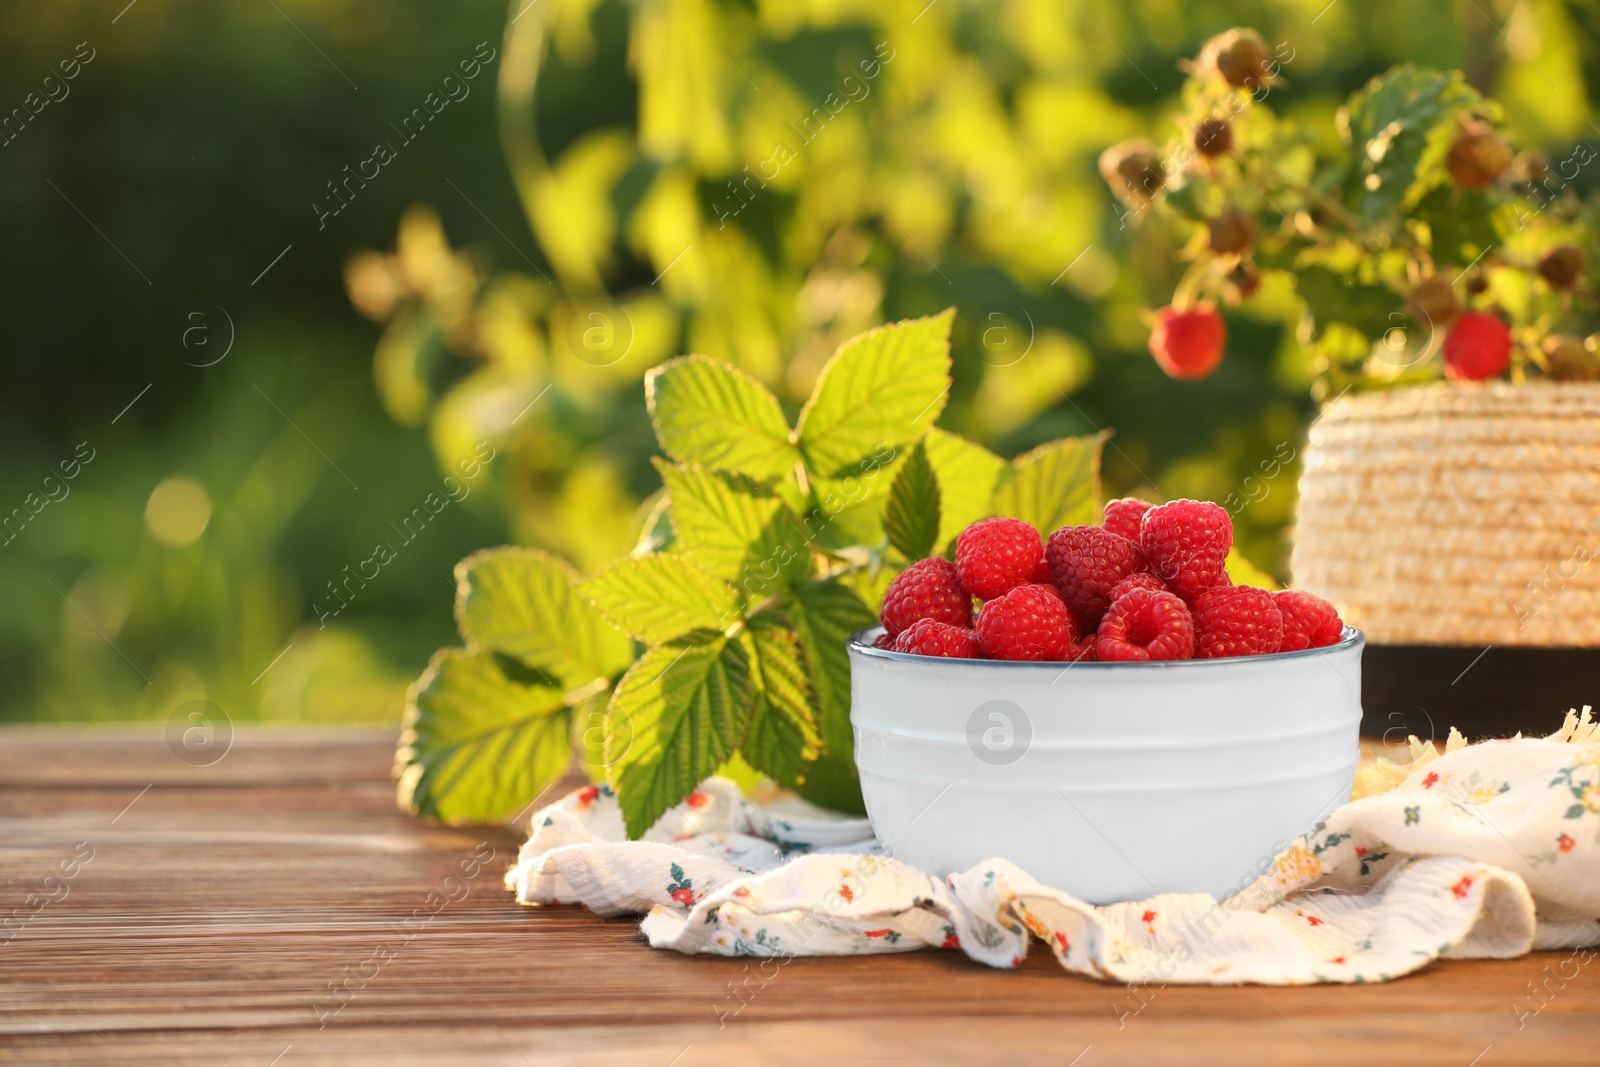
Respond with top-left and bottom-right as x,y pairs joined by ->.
397,648 -> 572,824
885,439 -> 941,560
581,554 -> 742,644
646,355 -> 798,481
606,636 -> 752,837
795,310 -> 954,479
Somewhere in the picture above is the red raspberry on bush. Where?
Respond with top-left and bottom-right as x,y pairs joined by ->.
1139,499 -> 1233,605
1275,590 -> 1344,651
956,517 -> 1044,600
1103,497 -> 1153,542
1096,588 -> 1195,661
1192,586 -> 1283,658
1149,305 -> 1225,380
880,557 -> 970,637
1045,525 -> 1146,622
976,583 -> 1076,661
892,618 -> 983,659
1443,311 -> 1511,381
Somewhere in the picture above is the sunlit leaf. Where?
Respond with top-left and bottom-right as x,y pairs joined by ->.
785,580 -> 873,813
581,554 -> 742,644
455,547 -> 634,690
738,614 -> 822,790
884,439 -> 940,560
397,648 -> 572,823
923,428 -> 1007,551
795,309 -> 954,479
646,355 -> 798,480
654,460 -> 809,590
607,636 -> 752,838
991,433 -> 1106,536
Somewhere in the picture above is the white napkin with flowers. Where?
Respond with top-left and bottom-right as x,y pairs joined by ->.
504,710 -> 1600,985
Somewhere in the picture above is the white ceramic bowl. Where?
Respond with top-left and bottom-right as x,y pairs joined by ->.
848,626 -> 1364,903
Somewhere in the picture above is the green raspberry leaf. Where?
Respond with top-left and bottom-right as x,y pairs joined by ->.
646,355 -> 798,481
785,580 -> 874,814
923,428 -> 1007,552
795,310 -> 954,479
397,648 -> 573,824
581,554 -> 742,645
455,547 -> 634,690
737,614 -> 823,790
606,636 -> 754,838
991,433 -> 1106,536
885,439 -> 941,560
654,460 -> 810,590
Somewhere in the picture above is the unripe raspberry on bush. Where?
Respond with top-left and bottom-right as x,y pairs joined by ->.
1406,276 -> 1458,327
1199,28 -> 1275,91
1537,246 -> 1583,290
1206,208 -> 1256,256
1193,118 -> 1232,157
1446,119 -> 1511,190
1223,261 -> 1260,305
1148,305 -> 1226,380
1099,139 -> 1166,207
1442,311 -> 1512,381
1540,334 -> 1600,382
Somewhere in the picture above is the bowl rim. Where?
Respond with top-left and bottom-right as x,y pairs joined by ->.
849,624 -> 1364,669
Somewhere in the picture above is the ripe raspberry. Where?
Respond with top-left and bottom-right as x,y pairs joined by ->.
1103,497 -> 1153,542
1096,589 -> 1195,661
1443,312 -> 1512,381
871,631 -> 896,650
880,557 -> 970,637
1275,590 -> 1344,651
1029,556 -> 1053,584
1045,525 -> 1146,622
956,517 -> 1043,601
1108,572 -> 1167,602
1149,305 -> 1226,380
1067,634 -> 1099,662
892,618 -> 983,659
976,584 -> 1076,661
1139,499 -> 1233,605
1193,586 -> 1283,658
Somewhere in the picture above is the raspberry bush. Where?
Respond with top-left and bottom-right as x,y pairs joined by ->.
1103,27 -> 1600,391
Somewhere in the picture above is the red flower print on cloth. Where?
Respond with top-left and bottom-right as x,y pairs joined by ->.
1306,915 -> 1324,927
1329,957 -> 1346,965
1451,876 -> 1474,899
575,786 -> 601,811
941,929 -> 960,949
1355,847 -> 1368,857
1422,771 -> 1440,789
665,862 -> 696,906
1557,834 -> 1576,853
1141,909 -> 1157,924
864,928 -> 893,938
686,792 -> 710,809
839,884 -> 855,904
1055,931 -> 1070,954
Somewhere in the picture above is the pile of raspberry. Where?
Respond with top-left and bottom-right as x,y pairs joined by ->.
876,498 -> 1344,662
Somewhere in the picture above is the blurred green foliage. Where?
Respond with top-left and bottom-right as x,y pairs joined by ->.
7,0 -> 1600,723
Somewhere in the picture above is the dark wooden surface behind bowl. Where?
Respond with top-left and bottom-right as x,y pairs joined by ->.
1360,643 -> 1600,740
2,726 -> 1596,1065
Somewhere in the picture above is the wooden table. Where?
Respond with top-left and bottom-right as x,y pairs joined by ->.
2,726 -> 1595,1065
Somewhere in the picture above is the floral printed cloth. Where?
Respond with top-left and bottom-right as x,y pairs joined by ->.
504,712 -> 1600,984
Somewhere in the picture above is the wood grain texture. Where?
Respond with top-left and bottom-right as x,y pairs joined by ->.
1,725 -> 1594,1066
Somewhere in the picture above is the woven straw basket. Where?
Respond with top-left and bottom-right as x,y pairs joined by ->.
1292,381 -> 1600,647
